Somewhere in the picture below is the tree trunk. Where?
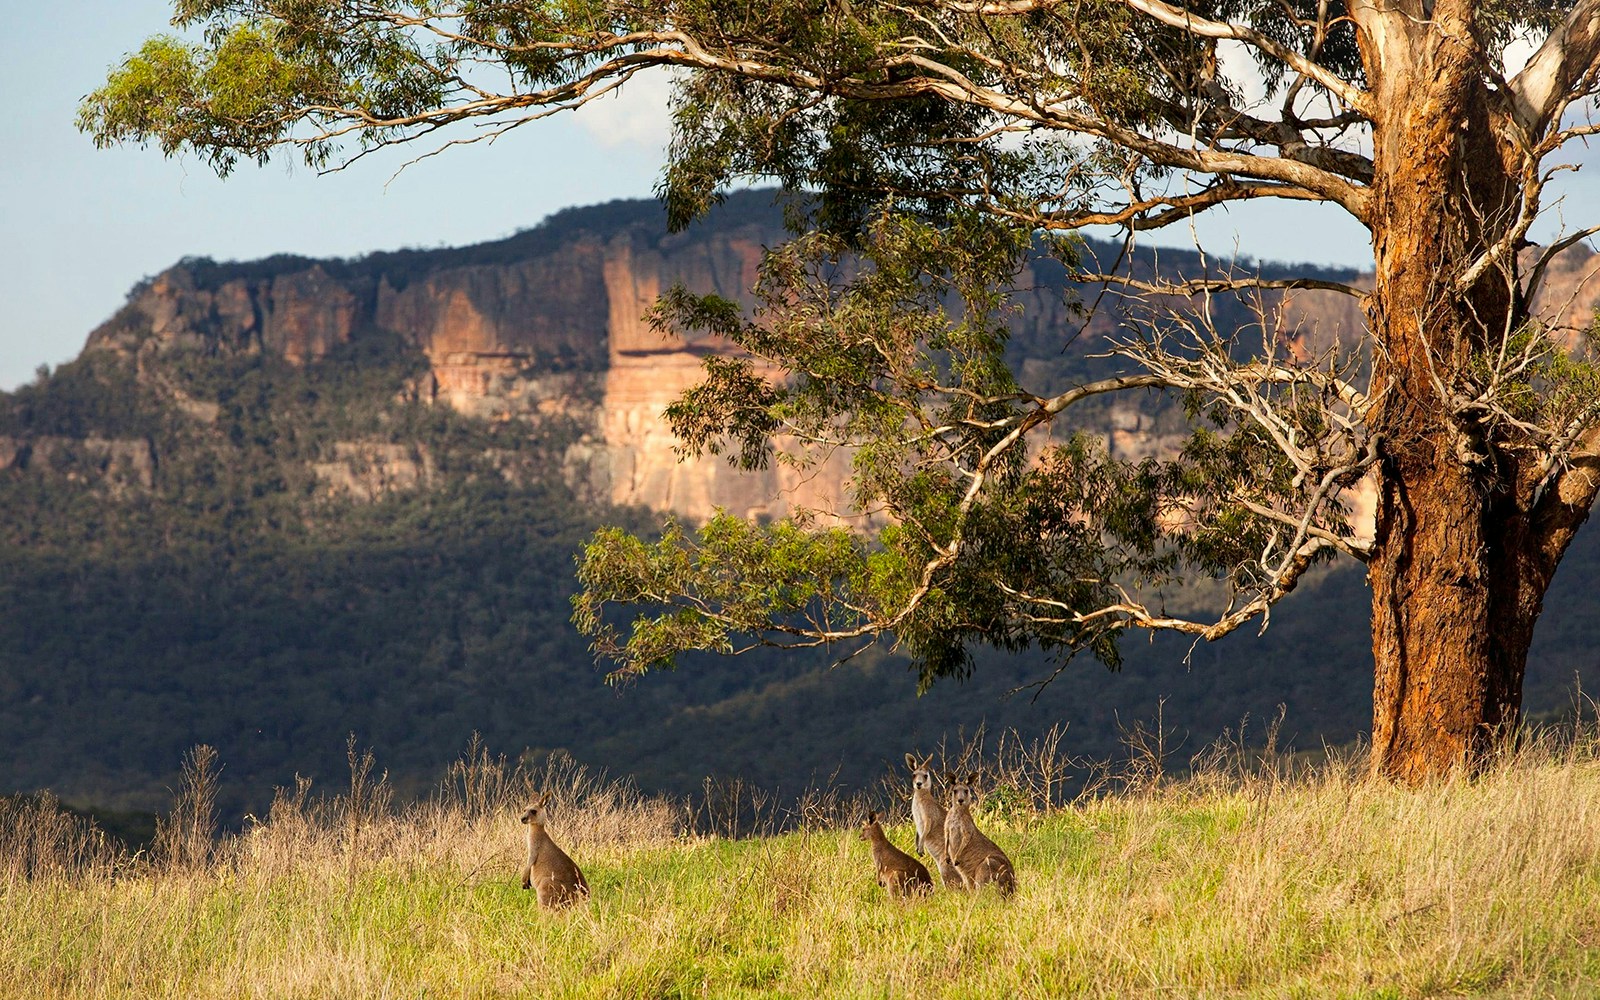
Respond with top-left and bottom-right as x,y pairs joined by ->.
1361,10 -> 1547,781
1367,469 -> 1526,781
1367,449 -> 1593,780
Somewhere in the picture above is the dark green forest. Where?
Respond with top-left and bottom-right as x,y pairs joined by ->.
3,195 -> 1597,831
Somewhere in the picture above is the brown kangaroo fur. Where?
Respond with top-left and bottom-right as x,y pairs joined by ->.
860,810 -> 933,898
905,752 -> 961,887
520,791 -> 589,907
943,772 -> 1016,896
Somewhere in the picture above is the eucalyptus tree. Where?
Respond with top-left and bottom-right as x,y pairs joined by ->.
83,0 -> 1600,780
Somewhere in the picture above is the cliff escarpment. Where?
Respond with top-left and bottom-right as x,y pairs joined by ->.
78,195 -> 862,520
37,191 -> 1600,534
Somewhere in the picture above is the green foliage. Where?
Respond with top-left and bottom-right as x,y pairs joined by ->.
578,206 -> 1352,685
84,2 -> 1568,225
574,516 -> 872,678
0,352 -> 168,440
1458,320 -> 1600,448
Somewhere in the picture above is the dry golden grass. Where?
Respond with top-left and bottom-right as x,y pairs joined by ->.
6,728 -> 1600,998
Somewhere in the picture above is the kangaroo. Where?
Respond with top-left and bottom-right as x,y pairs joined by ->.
860,810 -> 933,898
943,771 -> 1016,896
905,752 -> 961,887
519,791 -> 589,907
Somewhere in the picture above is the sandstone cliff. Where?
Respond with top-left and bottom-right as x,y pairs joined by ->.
62,193 -> 1600,526
82,197 -> 812,519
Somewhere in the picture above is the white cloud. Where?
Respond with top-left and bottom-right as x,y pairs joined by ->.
1501,33 -> 1539,76
1217,39 -> 1269,109
571,68 -> 678,150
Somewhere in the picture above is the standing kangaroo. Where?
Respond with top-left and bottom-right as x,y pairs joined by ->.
943,771 -> 1016,896
860,810 -> 934,898
905,753 -> 961,887
520,791 -> 589,908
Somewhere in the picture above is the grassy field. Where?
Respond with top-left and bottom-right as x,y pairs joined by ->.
6,732 -> 1600,999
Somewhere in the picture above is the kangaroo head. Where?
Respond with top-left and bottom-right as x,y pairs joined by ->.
949,771 -> 981,808
859,809 -> 880,841
906,753 -> 937,791
520,790 -> 552,826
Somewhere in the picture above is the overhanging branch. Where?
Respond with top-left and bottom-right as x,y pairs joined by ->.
1509,0 -> 1600,136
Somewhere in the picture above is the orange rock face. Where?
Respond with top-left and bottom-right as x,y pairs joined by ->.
260,267 -> 361,364
586,231 -> 859,520
80,204 -> 865,518
1529,243 -> 1600,351
86,197 -> 1582,529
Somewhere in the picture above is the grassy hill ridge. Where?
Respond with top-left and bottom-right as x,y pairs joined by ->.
7,731 -> 1600,998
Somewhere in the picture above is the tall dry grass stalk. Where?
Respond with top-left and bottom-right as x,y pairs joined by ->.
0,793 -> 120,883
153,743 -> 221,871
885,721 -> 1084,830
685,722 -> 1083,839
227,738 -> 685,889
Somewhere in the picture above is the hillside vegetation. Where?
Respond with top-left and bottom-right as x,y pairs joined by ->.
2,193 -> 1598,823
0,332 -> 1381,821
6,730 -> 1600,998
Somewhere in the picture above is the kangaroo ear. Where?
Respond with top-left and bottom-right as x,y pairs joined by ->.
944,771 -> 956,784
867,809 -> 878,823
967,772 -> 979,785
904,752 -> 918,769
921,755 -> 935,770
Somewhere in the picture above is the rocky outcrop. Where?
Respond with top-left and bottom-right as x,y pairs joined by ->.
0,435 -> 156,494
68,192 -> 1597,520
585,229 -> 868,520
312,441 -> 436,501
79,196 -> 847,517
1530,243 -> 1600,349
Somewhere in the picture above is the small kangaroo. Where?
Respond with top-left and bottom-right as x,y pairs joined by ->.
860,810 -> 933,898
943,771 -> 1016,896
519,791 -> 589,908
905,752 -> 961,887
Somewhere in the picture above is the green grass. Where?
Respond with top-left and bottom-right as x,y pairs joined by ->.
8,747 -> 1600,998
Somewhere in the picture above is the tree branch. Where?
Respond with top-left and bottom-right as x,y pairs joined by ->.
1118,0 -> 1373,115
1508,0 -> 1600,136
1080,270 -> 1369,301
995,534 -> 1335,642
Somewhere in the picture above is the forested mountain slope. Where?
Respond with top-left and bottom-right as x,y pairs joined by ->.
2,191 -> 1595,821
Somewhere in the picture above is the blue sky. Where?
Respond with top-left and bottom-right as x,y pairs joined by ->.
13,3 -> 1588,392
2,2 -> 670,390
